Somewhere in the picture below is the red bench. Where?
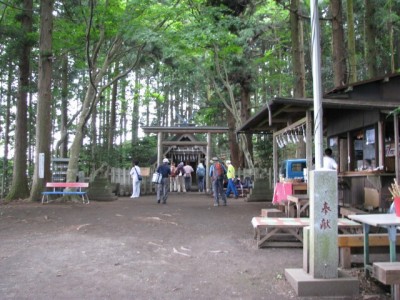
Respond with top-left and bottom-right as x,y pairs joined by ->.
42,182 -> 89,204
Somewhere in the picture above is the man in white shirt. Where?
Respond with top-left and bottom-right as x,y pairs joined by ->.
323,148 -> 338,170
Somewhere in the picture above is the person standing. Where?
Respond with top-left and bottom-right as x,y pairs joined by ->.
208,159 -> 214,195
183,162 -> 194,192
170,162 -> 177,192
196,162 -> 206,192
225,160 -> 238,199
129,160 -> 141,198
156,158 -> 171,204
210,157 -> 227,206
323,148 -> 338,170
176,162 -> 186,193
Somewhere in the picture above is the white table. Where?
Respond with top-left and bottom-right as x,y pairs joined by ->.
347,214 -> 400,275
252,217 -> 361,248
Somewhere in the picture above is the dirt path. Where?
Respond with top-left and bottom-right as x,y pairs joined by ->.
0,193 -> 390,299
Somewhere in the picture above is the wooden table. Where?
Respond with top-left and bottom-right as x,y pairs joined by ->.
272,182 -> 307,204
286,194 -> 309,217
347,214 -> 400,275
251,217 -> 361,248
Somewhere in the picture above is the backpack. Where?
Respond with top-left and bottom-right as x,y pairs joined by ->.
213,162 -> 224,179
197,167 -> 205,178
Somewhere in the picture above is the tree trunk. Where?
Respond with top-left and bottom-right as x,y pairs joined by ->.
30,0 -> 54,201
346,0 -> 357,83
2,60 -> 13,198
364,0 -> 378,78
240,83 -> 252,168
227,110 -> 239,165
290,0 -> 305,98
67,85 -> 98,183
212,52 -> 254,170
132,72 -> 140,144
119,79 -> 128,146
90,96 -> 98,177
108,63 -> 118,157
6,0 -> 32,201
60,54 -> 69,157
331,0 -> 347,87
388,0 -> 395,73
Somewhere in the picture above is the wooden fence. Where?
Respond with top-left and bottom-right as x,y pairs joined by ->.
110,167 -> 157,196
109,166 -> 273,196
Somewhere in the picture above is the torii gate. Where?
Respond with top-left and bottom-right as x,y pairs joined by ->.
141,126 -> 229,192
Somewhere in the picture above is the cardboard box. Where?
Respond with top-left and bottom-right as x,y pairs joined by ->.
364,187 -> 379,208
385,156 -> 395,172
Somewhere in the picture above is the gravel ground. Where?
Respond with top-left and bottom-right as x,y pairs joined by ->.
0,192 -> 392,299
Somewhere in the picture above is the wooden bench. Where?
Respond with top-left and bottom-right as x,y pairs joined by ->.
261,208 -> 285,217
42,182 -> 90,204
252,217 -> 361,248
340,206 -> 366,218
373,262 -> 400,299
338,233 -> 400,269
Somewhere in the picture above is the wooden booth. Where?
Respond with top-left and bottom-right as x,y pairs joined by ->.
238,73 -> 400,212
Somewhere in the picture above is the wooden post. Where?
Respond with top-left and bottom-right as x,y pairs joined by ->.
206,132 -> 211,192
394,114 -> 399,182
378,121 -> 384,168
273,130 -> 278,184
157,132 -> 163,166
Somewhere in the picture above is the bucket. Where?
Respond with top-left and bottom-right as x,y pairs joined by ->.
152,172 -> 162,184
395,197 -> 400,217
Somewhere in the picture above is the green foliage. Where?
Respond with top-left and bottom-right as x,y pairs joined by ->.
253,134 -> 273,168
1,0 -> 400,192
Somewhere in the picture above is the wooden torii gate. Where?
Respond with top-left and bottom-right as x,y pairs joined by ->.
141,126 -> 229,192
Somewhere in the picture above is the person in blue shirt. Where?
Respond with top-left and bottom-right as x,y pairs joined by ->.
196,162 -> 206,192
156,158 -> 171,204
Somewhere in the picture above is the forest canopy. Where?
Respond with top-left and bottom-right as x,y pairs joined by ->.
0,0 -> 399,201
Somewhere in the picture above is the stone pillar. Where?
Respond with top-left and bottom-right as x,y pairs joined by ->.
309,169 -> 338,279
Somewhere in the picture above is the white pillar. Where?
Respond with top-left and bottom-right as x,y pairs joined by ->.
157,132 -> 163,166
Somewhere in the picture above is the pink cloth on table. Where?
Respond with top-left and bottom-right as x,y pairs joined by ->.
272,182 -> 293,204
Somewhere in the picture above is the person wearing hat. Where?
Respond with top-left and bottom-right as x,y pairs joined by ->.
225,160 -> 238,199
156,158 -> 171,204
210,156 -> 227,206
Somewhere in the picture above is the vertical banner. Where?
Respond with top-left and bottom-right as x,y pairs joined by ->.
39,153 -> 45,179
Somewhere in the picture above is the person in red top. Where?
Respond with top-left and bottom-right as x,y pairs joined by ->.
170,162 -> 177,192
176,162 -> 186,193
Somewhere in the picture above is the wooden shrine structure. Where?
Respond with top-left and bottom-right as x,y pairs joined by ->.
141,126 -> 229,191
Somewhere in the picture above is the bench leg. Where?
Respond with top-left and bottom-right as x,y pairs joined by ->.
42,194 -> 49,204
82,194 -> 90,204
393,284 -> 399,300
339,247 -> 351,269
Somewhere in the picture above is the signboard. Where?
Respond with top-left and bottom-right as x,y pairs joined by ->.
39,153 -> 45,179
140,167 -> 151,176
